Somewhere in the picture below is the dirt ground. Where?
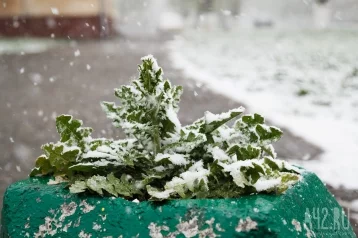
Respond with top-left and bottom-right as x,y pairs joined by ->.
0,35 -> 357,233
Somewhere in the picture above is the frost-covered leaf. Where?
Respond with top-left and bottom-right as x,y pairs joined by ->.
107,173 -> 141,197
155,153 -> 188,166
203,107 -> 244,134
147,185 -> 174,200
38,143 -> 80,175
242,113 -> 265,125
227,145 -> 261,161
69,181 -> 87,194
68,160 -> 121,172
262,145 -> 277,158
56,115 -> 92,149
101,102 -> 121,127
255,125 -> 282,144
235,113 -> 283,146
86,175 -> 116,196
30,155 -> 54,176
161,128 -> 206,154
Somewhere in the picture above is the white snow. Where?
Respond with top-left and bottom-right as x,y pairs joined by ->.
74,50 -> 81,57
168,154 -> 187,165
29,73 -> 43,85
0,39 -> 57,55
148,189 -> 174,199
158,12 -> 184,31
210,146 -> 231,162
81,151 -> 118,161
62,145 -> 80,153
169,30 -> 358,189
166,105 -> 181,132
165,161 -> 211,193
205,107 -> 245,124
141,54 -> 161,73
155,153 -> 188,165
179,161 -> 210,190
254,178 -> 281,192
50,7 -> 59,15
350,199 -> 358,211
47,176 -> 67,185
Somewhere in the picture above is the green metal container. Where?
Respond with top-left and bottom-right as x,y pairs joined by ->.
1,171 -> 355,237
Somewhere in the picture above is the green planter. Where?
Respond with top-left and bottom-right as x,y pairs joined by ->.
1,171 -> 354,237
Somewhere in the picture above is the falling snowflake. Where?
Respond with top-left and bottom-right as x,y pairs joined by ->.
50,7 -> 59,15
74,50 -> 81,57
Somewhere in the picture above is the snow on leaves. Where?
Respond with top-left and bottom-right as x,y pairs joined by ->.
31,55 -> 300,201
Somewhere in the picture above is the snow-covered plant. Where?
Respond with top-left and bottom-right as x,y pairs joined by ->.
31,55 -> 300,201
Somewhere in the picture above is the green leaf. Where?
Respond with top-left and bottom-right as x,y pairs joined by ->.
161,128 -> 206,154
30,155 -> 54,176
56,115 -> 92,149
86,175 -> 116,196
192,179 -> 209,198
241,163 -> 265,184
234,113 -> 283,145
107,173 -> 141,197
69,181 -> 87,194
255,124 -> 282,143
227,145 -> 261,161
41,143 -> 80,175
262,145 -> 277,158
101,102 -> 121,127
203,107 -> 244,134
241,113 -> 265,126
263,157 -> 280,172
147,185 -> 174,201
68,160 -> 119,173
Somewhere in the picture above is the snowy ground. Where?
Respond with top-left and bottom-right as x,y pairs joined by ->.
169,29 -> 358,190
0,38 -> 59,55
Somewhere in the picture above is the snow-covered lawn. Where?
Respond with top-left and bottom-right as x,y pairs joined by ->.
169,29 -> 358,189
0,39 -> 59,54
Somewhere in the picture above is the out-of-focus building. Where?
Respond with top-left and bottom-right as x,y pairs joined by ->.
0,0 -> 116,38
173,0 -> 358,30
238,0 -> 358,29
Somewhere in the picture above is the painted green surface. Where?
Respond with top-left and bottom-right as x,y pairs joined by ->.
1,171 -> 355,238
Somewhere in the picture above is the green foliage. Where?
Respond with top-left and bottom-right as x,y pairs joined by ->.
31,55 -> 301,201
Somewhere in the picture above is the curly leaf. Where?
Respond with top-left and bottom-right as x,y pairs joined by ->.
41,143 -> 80,175
56,115 -> 92,149
30,155 -> 54,176
69,181 -> 87,194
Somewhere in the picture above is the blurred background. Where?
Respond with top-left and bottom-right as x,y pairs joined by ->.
0,0 -> 358,233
